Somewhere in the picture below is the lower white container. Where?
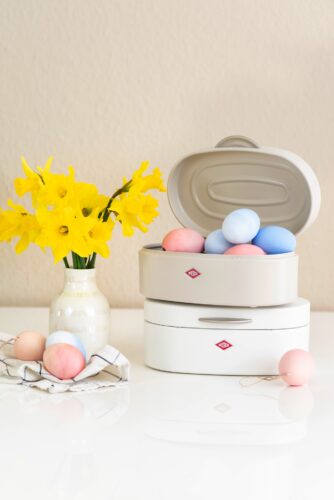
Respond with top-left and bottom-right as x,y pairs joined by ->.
144,298 -> 310,375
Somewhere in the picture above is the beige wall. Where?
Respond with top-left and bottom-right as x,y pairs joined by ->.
0,0 -> 333,309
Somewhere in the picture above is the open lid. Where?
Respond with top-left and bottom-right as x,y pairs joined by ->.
167,136 -> 321,236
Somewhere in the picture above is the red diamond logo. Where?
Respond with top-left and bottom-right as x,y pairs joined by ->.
216,340 -> 233,350
185,268 -> 201,279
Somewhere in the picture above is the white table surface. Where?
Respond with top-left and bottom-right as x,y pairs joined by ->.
0,308 -> 333,500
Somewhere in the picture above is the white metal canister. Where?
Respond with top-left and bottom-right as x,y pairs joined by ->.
139,136 -> 321,307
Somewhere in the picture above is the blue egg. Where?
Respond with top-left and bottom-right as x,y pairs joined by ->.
222,209 -> 260,244
204,229 -> 233,254
46,330 -> 87,360
252,226 -> 296,254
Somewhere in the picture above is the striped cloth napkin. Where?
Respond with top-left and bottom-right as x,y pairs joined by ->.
0,332 -> 129,393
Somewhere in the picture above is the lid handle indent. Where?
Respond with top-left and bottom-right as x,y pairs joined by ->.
198,317 -> 253,325
215,135 -> 259,149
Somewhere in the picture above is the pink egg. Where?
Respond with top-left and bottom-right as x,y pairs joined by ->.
224,244 -> 266,256
279,349 -> 315,386
14,331 -> 46,361
162,228 -> 205,253
43,343 -> 86,380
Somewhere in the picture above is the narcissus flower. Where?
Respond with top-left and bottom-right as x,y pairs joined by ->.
86,218 -> 114,257
15,157 -> 52,205
35,207 -> 94,263
110,189 -> 159,237
129,161 -> 166,194
37,167 -> 76,208
0,200 -> 40,253
1,158 -> 165,268
75,182 -> 109,217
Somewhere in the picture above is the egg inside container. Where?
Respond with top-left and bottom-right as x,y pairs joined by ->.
139,135 -> 321,375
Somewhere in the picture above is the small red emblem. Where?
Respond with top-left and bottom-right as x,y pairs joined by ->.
216,340 -> 233,350
185,268 -> 201,279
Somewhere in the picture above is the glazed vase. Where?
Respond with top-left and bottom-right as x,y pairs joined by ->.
49,268 -> 110,359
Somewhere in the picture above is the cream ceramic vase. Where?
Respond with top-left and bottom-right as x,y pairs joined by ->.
49,268 -> 111,359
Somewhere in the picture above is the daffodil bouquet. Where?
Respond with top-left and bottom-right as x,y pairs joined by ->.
0,158 -> 166,268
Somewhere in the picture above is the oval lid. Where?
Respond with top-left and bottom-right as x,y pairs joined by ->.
167,135 -> 321,236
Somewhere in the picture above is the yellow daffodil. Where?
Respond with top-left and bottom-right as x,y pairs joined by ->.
35,207 -> 94,263
2,157 -> 165,267
0,200 -> 40,253
14,157 -> 52,205
135,193 -> 159,224
110,189 -> 159,237
86,218 -> 114,257
37,166 -> 76,208
130,161 -> 166,193
75,182 -> 109,217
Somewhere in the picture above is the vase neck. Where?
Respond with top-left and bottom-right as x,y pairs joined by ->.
63,268 -> 98,292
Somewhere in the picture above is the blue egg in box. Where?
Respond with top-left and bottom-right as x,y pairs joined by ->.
253,226 -> 296,254
204,229 -> 233,254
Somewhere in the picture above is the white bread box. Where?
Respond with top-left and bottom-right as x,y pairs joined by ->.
139,136 -> 321,375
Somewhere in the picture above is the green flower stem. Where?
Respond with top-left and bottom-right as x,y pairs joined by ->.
87,252 -> 97,269
71,252 -> 85,269
72,251 -> 77,268
63,257 -> 70,268
100,180 -> 132,222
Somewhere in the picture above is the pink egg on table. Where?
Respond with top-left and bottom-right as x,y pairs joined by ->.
43,343 -> 86,380
224,244 -> 266,256
162,228 -> 205,253
14,331 -> 46,361
279,349 -> 315,386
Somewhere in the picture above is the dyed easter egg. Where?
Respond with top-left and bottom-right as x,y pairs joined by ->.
224,244 -> 266,256
162,228 -> 205,253
222,209 -> 260,244
43,343 -> 86,380
204,229 -> 233,254
46,331 -> 87,360
279,349 -> 315,386
252,226 -> 296,254
14,331 -> 46,361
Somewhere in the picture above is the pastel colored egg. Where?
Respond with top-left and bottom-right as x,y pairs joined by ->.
14,331 -> 46,361
224,244 -> 266,256
204,229 -> 233,254
162,228 -> 205,253
279,349 -> 315,386
43,343 -> 86,380
222,209 -> 260,244
252,226 -> 296,254
46,331 -> 87,360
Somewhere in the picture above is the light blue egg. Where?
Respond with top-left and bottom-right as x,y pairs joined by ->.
222,209 -> 260,244
204,229 -> 233,254
252,226 -> 296,254
46,330 -> 87,359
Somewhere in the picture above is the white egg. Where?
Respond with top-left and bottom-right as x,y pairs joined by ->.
222,209 -> 260,244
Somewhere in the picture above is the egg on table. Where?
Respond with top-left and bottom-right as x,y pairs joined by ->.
14,331 -> 46,361
46,330 -> 87,360
279,349 -> 315,386
43,343 -> 86,380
